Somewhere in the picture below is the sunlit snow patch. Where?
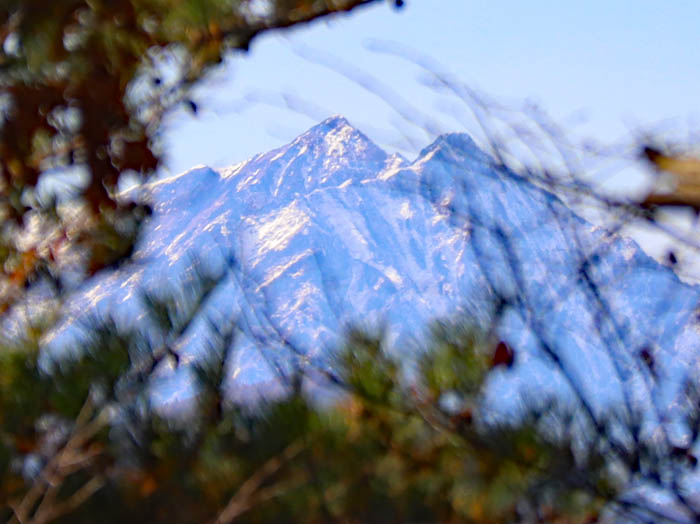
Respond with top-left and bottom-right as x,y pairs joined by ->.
255,201 -> 310,257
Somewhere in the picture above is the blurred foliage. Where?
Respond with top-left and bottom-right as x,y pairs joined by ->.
0,292 -> 618,523
2,276 -> 693,522
0,0 -> 384,312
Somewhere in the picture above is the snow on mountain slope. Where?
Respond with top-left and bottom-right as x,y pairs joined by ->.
45,116 -> 700,412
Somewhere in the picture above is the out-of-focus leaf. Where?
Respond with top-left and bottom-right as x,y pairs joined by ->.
642,146 -> 700,210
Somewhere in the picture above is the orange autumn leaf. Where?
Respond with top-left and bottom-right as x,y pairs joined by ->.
8,248 -> 39,285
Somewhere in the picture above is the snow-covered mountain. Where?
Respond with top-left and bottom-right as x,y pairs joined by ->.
46,116 -> 700,412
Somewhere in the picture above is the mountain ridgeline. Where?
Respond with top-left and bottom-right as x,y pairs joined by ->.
47,116 -> 700,412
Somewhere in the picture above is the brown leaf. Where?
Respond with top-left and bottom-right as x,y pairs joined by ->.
491,341 -> 514,368
642,146 -> 700,210
644,147 -> 700,179
450,408 -> 473,428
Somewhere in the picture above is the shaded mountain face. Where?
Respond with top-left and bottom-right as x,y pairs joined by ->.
46,116 -> 700,412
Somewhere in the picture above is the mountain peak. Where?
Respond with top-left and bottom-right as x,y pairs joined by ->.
301,115 -> 374,148
434,132 -> 478,151
285,115 -> 386,167
47,115 -> 700,437
317,114 -> 352,130
421,132 -> 478,154
416,132 -> 492,166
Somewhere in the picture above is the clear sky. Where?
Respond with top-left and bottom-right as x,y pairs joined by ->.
161,1 -> 700,177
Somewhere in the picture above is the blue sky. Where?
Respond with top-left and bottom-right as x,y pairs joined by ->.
161,1 -> 700,176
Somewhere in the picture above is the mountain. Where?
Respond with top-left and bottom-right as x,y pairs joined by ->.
45,116 -> 700,414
